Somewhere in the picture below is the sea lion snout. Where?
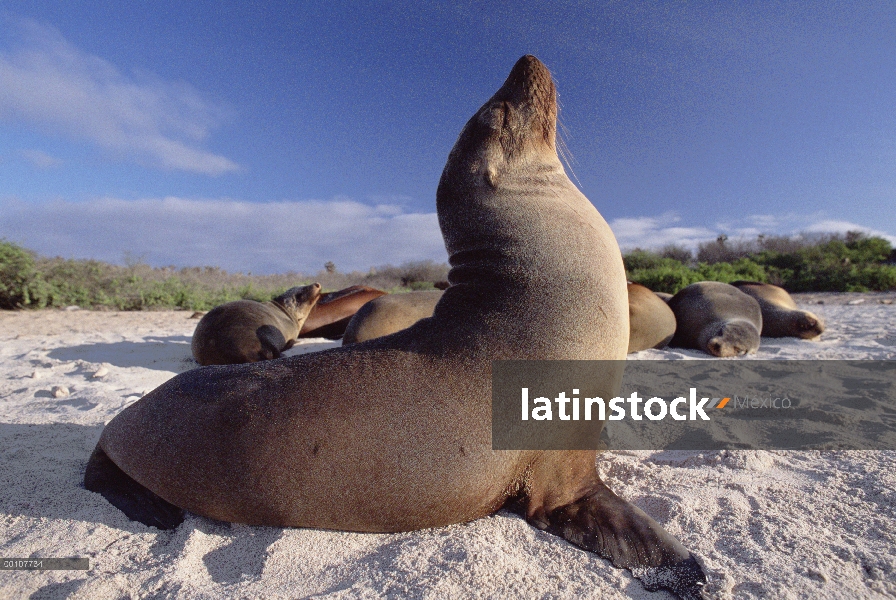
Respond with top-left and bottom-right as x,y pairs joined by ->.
708,321 -> 760,357
276,282 -> 323,311
492,55 -> 557,145
797,312 -> 824,338
304,282 -> 323,301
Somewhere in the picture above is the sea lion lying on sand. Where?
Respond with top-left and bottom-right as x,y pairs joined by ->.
85,56 -> 706,599
628,282 -> 677,352
731,280 -> 824,339
342,290 -> 443,344
668,281 -> 762,357
191,283 -> 321,365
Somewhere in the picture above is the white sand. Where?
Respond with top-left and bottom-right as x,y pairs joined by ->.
1,296 -> 894,599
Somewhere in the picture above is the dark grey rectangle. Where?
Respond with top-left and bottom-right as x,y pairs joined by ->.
492,360 -> 896,450
0,558 -> 89,570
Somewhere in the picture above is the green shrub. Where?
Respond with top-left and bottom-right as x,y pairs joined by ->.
0,240 -> 41,308
627,262 -> 701,294
624,233 -> 895,294
696,258 -> 767,284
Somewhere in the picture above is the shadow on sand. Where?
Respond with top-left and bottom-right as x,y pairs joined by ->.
48,336 -> 196,373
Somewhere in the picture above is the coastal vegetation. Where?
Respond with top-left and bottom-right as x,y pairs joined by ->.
625,232 -> 896,294
0,240 -> 447,310
2,232 -> 894,310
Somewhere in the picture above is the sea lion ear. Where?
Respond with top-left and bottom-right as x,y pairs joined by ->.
485,165 -> 500,188
480,144 -> 505,188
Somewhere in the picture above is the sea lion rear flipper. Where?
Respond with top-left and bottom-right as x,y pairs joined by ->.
84,446 -> 184,530
529,479 -> 707,599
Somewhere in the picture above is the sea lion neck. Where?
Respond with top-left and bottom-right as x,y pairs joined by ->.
271,284 -> 322,325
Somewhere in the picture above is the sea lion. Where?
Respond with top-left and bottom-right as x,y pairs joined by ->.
627,283 -> 677,353
84,56 -> 705,598
342,290 -> 443,344
731,280 -> 825,339
298,285 -> 387,339
655,291 -> 673,302
668,281 -> 762,357
191,283 -> 322,365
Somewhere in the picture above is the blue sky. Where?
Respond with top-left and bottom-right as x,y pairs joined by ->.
2,2 -> 895,274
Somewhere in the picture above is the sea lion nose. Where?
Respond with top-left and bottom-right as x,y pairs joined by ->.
511,54 -> 546,76
499,55 -> 553,102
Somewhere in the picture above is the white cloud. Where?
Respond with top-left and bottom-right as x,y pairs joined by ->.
609,212 -> 896,253
803,220 -> 896,244
0,19 -> 238,175
20,149 -> 62,169
0,197 -> 446,274
3,197 -> 893,275
609,213 -> 717,251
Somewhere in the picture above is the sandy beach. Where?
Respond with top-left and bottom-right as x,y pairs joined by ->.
1,294 -> 894,599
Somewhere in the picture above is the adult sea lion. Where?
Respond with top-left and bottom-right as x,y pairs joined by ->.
668,281 -> 762,357
731,280 -> 825,339
84,56 -> 705,598
342,290 -> 443,344
298,285 -> 387,339
655,291 -> 673,302
191,283 -> 322,365
627,282 -> 677,352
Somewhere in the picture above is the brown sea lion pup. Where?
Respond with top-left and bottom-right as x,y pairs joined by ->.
298,285 -> 387,339
191,283 -> 322,365
342,290 -> 443,344
668,281 -> 762,357
84,56 -> 705,599
627,283 -> 677,352
731,280 -> 825,339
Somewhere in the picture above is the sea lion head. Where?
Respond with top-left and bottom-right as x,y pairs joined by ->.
273,283 -> 322,325
793,311 -> 825,339
705,320 -> 760,357
437,55 -> 575,270
441,55 -> 559,194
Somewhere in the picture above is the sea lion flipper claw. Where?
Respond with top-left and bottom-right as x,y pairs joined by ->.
84,446 -> 184,530
536,480 -> 707,599
634,554 -> 708,600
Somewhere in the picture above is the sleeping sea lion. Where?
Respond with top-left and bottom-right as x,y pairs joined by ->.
668,281 -> 762,357
342,290 -> 443,344
731,281 -> 824,339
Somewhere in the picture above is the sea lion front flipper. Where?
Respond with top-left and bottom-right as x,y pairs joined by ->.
256,325 -> 287,361
529,479 -> 707,599
84,446 -> 184,530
